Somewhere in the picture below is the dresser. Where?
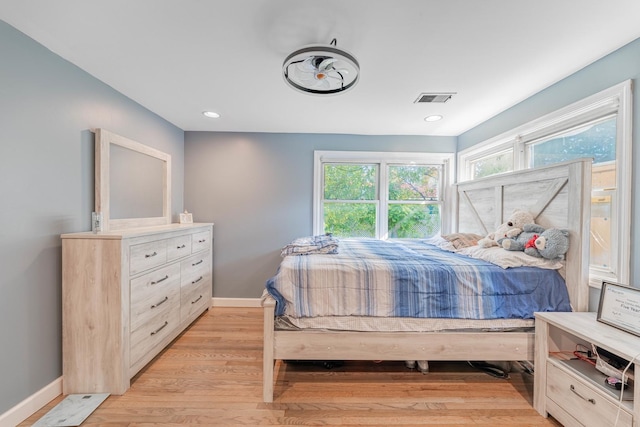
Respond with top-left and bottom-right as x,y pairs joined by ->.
62,223 -> 213,394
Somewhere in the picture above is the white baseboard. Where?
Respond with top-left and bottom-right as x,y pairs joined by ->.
0,377 -> 62,427
211,297 -> 262,307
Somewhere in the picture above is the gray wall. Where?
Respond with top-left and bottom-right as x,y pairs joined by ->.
459,37 -> 640,310
184,132 -> 457,298
0,21 -> 185,415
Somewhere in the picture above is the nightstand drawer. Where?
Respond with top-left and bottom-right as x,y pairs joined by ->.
547,361 -> 632,427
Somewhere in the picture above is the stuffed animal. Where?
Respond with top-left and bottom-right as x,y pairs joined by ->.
477,209 -> 535,248
477,222 -> 515,248
521,224 -> 570,260
501,223 -> 540,252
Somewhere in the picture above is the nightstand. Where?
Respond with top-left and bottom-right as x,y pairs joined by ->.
534,311 -> 640,427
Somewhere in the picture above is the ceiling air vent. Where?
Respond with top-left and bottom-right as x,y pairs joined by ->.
414,93 -> 455,103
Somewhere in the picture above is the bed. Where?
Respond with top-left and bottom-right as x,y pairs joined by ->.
261,159 -> 592,402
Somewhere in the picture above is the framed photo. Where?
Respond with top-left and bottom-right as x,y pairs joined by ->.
597,281 -> 640,337
179,211 -> 193,224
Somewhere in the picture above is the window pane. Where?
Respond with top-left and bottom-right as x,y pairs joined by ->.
388,165 -> 440,201
529,118 -> 618,275
388,204 -> 440,238
323,202 -> 376,238
591,193 -> 614,271
592,161 -> 616,190
529,118 -> 616,167
470,150 -> 513,179
324,164 -> 377,200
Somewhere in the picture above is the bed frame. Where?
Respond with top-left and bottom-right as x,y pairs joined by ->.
262,158 -> 592,402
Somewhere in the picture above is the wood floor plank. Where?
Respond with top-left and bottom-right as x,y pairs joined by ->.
20,307 -> 561,426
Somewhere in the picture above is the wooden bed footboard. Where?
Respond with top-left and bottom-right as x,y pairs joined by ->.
262,295 -> 534,402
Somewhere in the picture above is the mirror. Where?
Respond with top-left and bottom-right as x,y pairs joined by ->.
109,144 -> 164,219
95,128 -> 171,231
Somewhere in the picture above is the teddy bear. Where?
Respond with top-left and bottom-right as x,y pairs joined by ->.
501,223 -> 541,252
522,225 -> 570,260
477,209 -> 535,248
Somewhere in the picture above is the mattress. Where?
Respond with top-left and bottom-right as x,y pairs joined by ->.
273,311 -> 534,333
265,238 -> 571,320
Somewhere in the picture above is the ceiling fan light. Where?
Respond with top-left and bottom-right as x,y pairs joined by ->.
283,41 -> 360,95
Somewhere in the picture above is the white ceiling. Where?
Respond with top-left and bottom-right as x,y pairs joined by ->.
2,0 -> 640,136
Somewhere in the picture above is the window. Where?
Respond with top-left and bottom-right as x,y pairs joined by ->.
314,151 -> 454,239
323,163 -> 378,238
387,164 -> 442,238
458,81 -> 632,288
527,117 -> 616,168
469,148 -> 514,179
527,117 -> 618,279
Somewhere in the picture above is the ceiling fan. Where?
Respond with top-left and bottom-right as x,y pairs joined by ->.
283,39 -> 360,95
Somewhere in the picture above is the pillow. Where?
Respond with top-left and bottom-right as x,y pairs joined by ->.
423,235 -> 457,252
441,233 -> 484,249
457,245 -> 564,270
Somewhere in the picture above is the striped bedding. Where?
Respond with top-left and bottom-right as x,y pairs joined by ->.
265,238 -> 571,319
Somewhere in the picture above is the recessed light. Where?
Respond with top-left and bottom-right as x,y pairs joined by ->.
424,115 -> 443,122
203,111 -> 220,118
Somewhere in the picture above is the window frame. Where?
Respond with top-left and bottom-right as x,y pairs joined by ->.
314,151 -> 455,239
457,80 -> 633,289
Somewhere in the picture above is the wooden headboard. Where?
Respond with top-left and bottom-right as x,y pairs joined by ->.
455,158 -> 592,312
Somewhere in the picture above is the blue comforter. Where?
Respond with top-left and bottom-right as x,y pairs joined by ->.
265,238 -> 571,319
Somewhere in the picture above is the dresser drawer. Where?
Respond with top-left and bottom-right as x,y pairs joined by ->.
130,303 -> 180,366
191,230 -> 211,253
167,234 -> 192,262
547,361 -> 632,427
180,279 -> 210,322
130,239 -> 168,275
130,263 -> 180,331
181,252 -> 211,286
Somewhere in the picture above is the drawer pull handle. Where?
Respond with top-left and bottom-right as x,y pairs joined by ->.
151,275 -> 169,285
191,295 -> 203,304
177,244 -> 186,249
151,296 -> 169,309
150,321 -> 168,336
198,239 -> 206,243
192,276 -> 203,284
192,260 -> 203,266
145,251 -> 158,258
570,385 -> 595,404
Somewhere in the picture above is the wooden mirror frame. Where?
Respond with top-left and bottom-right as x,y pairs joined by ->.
95,128 -> 172,231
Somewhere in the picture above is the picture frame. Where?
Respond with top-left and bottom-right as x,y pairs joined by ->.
597,281 -> 640,337
179,211 -> 193,224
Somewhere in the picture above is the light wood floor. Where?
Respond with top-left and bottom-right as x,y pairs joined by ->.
21,307 -> 561,426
